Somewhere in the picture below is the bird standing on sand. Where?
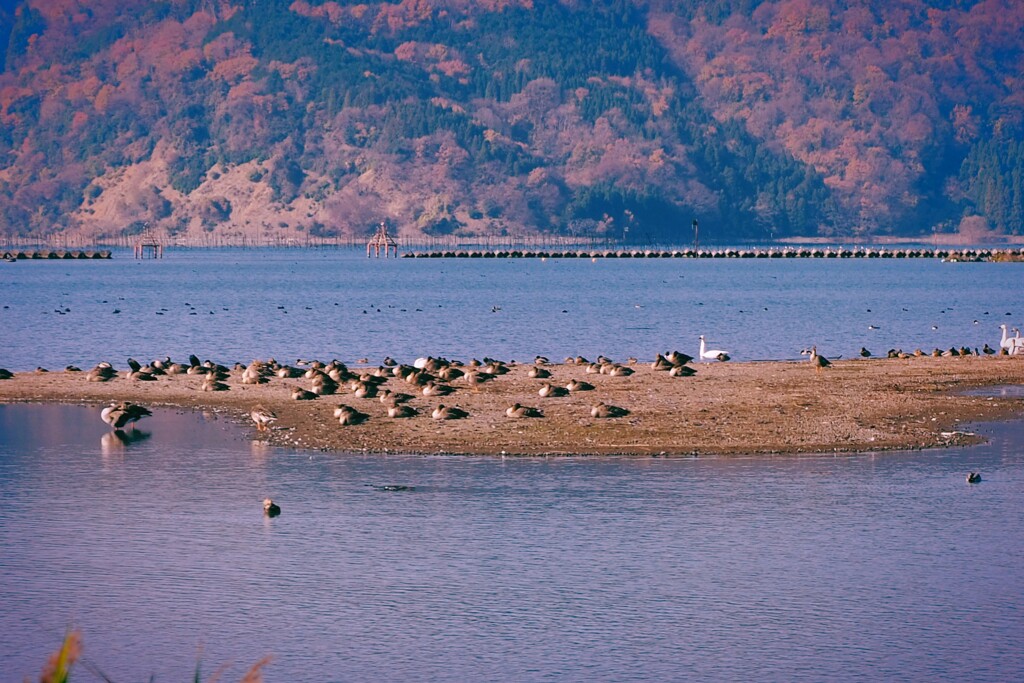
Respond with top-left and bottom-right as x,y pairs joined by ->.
250,405 -> 277,432
101,402 -> 152,431
808,346 -> 831,372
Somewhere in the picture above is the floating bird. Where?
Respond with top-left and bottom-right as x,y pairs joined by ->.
591,402 -> 630,418
432,404 -> 469,420
368,484 -> 414,492
860,347 -> 872,358
966,472 -> 981,484
506,403 -> 543,418
983,343 -> 996,355
263,498 -> 281,517
101,402 -> 152,431
250,405 -> 277,432
699,336 -> 730,362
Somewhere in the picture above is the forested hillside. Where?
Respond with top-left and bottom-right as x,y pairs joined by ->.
0,0 -> 1021,243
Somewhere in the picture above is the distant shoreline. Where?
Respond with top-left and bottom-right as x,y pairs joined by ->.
1,357 -> 1022,457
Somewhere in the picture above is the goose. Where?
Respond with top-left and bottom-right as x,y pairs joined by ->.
421,380 -> 454,397
380,389 -> 414,406
432,404 -> 468,420
334,404 -> 368,425
538,382 -> 569,398
699,336 -> 730,362
352,381 -> 378,399
604,364 -> 634,377
651,354 -> 674,371
263,498 -> 281,517
527,366 -> 551,379
565,379 -> 594,392
250,405 -> 278,432
665,350 -> 694,366
506,403 -> 543,418
808,346 -> 831,371
201,377 -> 229,391
291,388 -> 318,401
669,364 -> 697,377
387,404 -> 418,419
590,402 -> 629,418
101,402 -> 152,431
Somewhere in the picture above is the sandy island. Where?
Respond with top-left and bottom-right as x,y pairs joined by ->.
1,355 -> 1022,456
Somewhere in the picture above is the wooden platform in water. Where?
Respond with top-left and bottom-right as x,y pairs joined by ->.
2,250 -> 112,261
403,247 -> 1022,260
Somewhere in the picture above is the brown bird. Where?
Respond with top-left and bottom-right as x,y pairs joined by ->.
506,403 -> 543,418
590,402 -> 629,418
432,404 -> 469,420
250,405 -> 278,432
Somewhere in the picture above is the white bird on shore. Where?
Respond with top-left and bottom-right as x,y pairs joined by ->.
999,325 -> 1023,355
699,336 -> 730,362
250,405 -> 277,432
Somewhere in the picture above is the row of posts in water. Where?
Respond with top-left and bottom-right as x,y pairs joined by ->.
402,247 -> 1024,260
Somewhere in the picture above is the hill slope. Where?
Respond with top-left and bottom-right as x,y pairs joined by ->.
0,0 -> 1021,243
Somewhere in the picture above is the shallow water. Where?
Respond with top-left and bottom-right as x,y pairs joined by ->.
1,248 -> 1020,370
1,404 -> 1023,681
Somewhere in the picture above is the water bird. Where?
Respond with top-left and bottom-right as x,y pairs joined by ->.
380,389 -> 414,406
291,388 -> 318,401
528,366 -> 551,379
334,404 -> 369,425
590,402 -> 629,418
387,404 -> 418,418
807,346 -> 831,372
565,379 -> 595,392
983,343 -> 996,355
669,364 -> 697,377
860,347 -> 872,358
966,472 -> 981,484
432,404 -> 469,420
699,336 -> 730,362
263,498 -> 281,517
538,382 -> 569,398
368,484 -> 414,492
250,405 -> 277,432
101,402 -> 152,431
0,368 -> 14,380
506,403 -> 543,418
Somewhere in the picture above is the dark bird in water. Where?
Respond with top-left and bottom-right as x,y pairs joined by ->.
966,472 -> 981,484
263,498 -> 281,517
860,347 -> 872,358
101,402 -> 152,431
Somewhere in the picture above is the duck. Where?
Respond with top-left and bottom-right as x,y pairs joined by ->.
432,404 -> 469,420
527,366 -> 551,379
699,336 -> 730,362
100,402 -> 152,431
250,405 -> 278,432
651,354 -> 674,371
860,347 -> 872,358
379,389 -> 414,406
505,403 -> 543,418
665,350 -> 694,366
201,377 -> 229,391
263,498 -> 281,517
0,368 -> 14,380
291,388 -> 318,401
590,402 -> 630,418
421,380 -> 454,397
604,364 -> 634,377
966,472 -> 981,484
352,381 -> 378,399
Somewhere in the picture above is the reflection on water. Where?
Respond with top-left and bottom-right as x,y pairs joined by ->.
1,403 -> 1023,681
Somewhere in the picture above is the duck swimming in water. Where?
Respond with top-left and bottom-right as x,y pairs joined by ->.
263,498 -> 281,517
966,472 -> 981,484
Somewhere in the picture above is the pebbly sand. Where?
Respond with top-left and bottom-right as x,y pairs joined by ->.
1,355 -> 1022,456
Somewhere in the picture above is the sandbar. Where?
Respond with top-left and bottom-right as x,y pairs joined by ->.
1,356 -> 1022,456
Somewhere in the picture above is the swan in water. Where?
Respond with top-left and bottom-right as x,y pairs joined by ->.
699,336 -> 730,362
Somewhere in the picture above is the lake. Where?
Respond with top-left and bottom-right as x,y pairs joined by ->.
0,248 -> 1020,370
1,404 -> 1022,681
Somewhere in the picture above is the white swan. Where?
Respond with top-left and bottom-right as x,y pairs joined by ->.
699,335 -> 730,362
999,325 -> 1023,355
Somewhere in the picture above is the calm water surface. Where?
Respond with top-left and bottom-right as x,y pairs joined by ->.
1,404 -> 1023,681
1,248 -> 1020,369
